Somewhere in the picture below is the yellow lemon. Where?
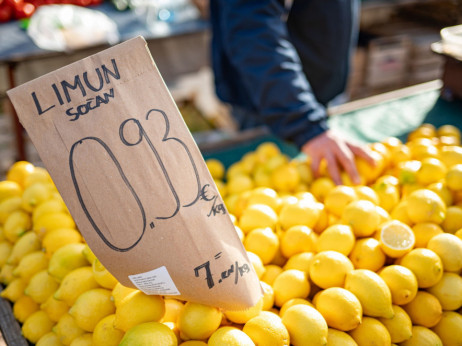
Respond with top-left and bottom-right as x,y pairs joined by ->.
92,314 -> 125,346
0,241 -> 12,268
440,145 -> 462,167
68,333 -> 92,346
111,282 -> 138,308
227,174 -> 254,195
406,189 -> 446,224
280,225 -> 317,258
48,243 -> 88,282
114,290 -> 165,332
0,263 -> 16,285
348,316 -> 391,346
242,311 -> 289,346
427,233 -> 462,272
40,294 -> 69,322
13,250 -> 49,280
344,269 -> 394,319
206,158 -> 225,180
81,244 -> 97,264
263,153 -> 289,173
279,298 -> 313,318
53,313 -> 85,345
356,151 -> 386,184
426,272 -> 462,311
0,277 -> 27,302
315,224 -> 355,256
54,266 -> 99,306
3,210 -> 31,243
309,251 -> 354,289
295,159 -> 314,185
7,231 -> 41,265
34,212 -> 76,239
400,248 -> 443,288
246,187 -> 280,211
441,205 -> 462,233
402,291 -> 442,328
431,311 -> 462,346
446,164 -> 462,191
6,161 -> 35,187
342,200 -> 381,237
416,158 -> 447,186
23,166 -> 53,187
22,310 -> 55,344
271,162 -> 301,192
378,305 -> 413,343
437,124 -> 461,138
92,258 -> 118,289
373,181 -> 400,212
247,251 -> 266,279
283,252 -> 314,274
281,304 -> 328,346
428,181 -> 453,206
239,204 -> 278,234
326,328 -> 358,346
25,270 -> 59,304
42,228 -> 83,257
310,177 -> 335,202
224,297 -> 263,324
390,199 -> 413,225
0,196 -> 22,224
21,182 -> 52,212
13,295 -> 39,323
69,288 -> 115,332
379,220 -> 415,258
324,186 -> 357,217
162,299 -> 184,323
244,227 -> 279,264
278,199 -> 322,230
255,142 -> 281,161
36,332 -> 62,346
378,265 -> 418,305
0,180 -> 23,203
32,198 -> 68,224
314,287 -> 362,331
260,281 -> 275,310
208,326 -> 255,346
272,269 -> 310,307
214,179 -> 227,198
401,326 -> 443,346
261,264 -> 283,286
119,321 -> 177,346
178,302 -> 222,341
412,222 -> 444,248
354,185 -> 380,204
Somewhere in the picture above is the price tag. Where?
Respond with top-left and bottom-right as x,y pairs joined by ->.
7,36 -> 262,310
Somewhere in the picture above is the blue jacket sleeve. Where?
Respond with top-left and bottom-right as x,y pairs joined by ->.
214,0 -> 329,148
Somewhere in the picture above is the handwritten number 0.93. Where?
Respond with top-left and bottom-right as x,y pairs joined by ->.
69,108 -> 202,252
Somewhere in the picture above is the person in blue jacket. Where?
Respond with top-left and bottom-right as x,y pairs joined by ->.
210,0 -> 375,185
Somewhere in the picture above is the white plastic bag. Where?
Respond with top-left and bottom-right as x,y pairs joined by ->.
27,5 -> 120,52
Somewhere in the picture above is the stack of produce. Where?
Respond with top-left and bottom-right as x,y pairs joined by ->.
0,122 -> 461,345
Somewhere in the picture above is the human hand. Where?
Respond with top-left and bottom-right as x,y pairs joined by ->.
301,129 -> 376,185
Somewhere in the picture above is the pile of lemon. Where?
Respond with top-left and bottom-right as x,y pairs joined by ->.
0,123 -> 460,346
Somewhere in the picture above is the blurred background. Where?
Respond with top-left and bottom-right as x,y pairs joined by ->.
0,0 -> 461,176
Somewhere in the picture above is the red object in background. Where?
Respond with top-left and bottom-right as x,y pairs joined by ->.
0,2 -> 13,22
0,0 -> 102,22
14,1 -> 34,18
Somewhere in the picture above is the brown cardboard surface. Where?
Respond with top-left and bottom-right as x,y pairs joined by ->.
7,36 -> 262,310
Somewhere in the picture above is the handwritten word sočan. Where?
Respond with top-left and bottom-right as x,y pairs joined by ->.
31,58 -> 120,120
65,89 -> 115,121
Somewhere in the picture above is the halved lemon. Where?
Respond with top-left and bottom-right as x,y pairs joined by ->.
380,220 -> 415,258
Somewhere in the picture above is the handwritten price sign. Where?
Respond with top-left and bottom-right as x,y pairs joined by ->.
7,37 -> 262,310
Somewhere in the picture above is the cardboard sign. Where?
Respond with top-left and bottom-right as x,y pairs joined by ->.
7,36 -> 262,310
